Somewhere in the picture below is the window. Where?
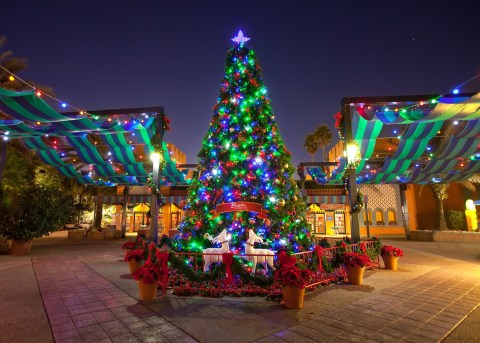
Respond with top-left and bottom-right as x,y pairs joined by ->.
364,210 -> 372,225
375,210 -> 384,225
387,210 -> 397,225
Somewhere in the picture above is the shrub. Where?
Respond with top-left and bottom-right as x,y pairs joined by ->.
445,210 -> 467,231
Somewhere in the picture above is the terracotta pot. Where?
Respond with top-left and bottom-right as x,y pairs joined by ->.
345,266 -> 365,285
382,255 -> 399,270
282,286 -> 305,309
128,260 -> 143,274
8,240 -> 33,255
137,281 -> 158,300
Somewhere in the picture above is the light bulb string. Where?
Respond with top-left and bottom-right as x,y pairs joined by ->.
1,65 -> 90,116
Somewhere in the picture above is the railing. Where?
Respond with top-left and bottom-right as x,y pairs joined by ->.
168,241 -> 380,296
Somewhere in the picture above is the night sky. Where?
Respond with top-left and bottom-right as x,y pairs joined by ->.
3,0 -> 480,166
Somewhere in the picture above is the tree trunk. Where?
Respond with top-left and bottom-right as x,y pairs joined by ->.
322,145 -> 326,162
0,140 -> 7,182
435,196 -> 448,231
94,187 -> 104,230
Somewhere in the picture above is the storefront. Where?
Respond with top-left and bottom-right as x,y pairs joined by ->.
306,203 -> 346,236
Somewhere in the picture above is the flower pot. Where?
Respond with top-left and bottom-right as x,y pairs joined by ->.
87,231 -> 104,240
382,255 -> 399,270
104,229 -> 119,240
8,240 -> 33,255
137,281 -> 158,300
282,287 -> 305,309
128,260 -> 143,274
68,230 -> 86,239
345,266 -> 365,285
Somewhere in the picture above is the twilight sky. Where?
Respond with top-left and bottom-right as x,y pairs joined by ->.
3,0 -> 480,166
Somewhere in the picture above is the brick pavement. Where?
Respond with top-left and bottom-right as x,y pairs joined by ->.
259,263 -> 480,343
28,241 -> 480,343
33,257 -> 197,343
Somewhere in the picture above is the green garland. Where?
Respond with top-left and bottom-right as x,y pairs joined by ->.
349,191 -> 364,214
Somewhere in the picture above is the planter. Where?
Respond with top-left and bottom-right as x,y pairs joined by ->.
382,255 -> 399,270
8,240 -> 33,255
128,260 -> 143,274
282,287 -> 305,309
68,230 -> 86,239
137,280 -> 158,300
345,266 -> 365,285
87,231 -> 104,240
104,229 -> 120,240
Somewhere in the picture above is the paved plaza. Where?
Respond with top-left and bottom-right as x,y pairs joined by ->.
1,233 -> 479,343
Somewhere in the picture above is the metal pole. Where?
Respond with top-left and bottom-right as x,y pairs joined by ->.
365,195 -> 370,238
150,154 -> 160,244
399,184 -> 410,239
343,103 -> 361,242
122,186 -> 128,238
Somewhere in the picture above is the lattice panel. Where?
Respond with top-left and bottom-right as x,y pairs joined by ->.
360,184 -> 399,211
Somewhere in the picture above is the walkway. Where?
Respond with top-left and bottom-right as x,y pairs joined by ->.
0,234 -> 479,342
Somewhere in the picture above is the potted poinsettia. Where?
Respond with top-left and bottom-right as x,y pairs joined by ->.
380,245 -> 403,271
343,252 -> 371,285
133,242 -> 169,300
274,251 -> 313,309
125,248 -> 146,275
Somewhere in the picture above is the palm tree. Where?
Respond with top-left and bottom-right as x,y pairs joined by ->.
0,34 -> 54,95
303,134 -> 318,162
429,183 -> 449,231
313,125 -> 333,162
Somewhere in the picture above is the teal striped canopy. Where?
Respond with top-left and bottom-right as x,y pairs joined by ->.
306,92 -> 480,185
0,87 -> 189,186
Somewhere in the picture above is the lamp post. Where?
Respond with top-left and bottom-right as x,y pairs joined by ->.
150,152 -> 161,244
343,103 -> 361,243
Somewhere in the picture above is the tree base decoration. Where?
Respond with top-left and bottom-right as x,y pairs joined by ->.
8,240 -> 32,255
345,266 -> 365,285
382,255 -> 399,270
282,286 -> 305,309
137,281 -> 158,301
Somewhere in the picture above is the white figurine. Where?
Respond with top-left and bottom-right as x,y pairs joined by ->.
244,230 -> 275,274
202,229 -> 231,272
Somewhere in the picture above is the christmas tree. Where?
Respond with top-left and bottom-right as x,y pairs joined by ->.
177,31 -> 313,254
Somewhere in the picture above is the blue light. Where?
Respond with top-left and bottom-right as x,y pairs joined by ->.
393,130 -> 398,134
61,103 -> 67,108
453,89 -> 459,94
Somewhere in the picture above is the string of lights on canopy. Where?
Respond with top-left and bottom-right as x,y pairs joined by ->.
306,92 -> 480,185
0,87 -> 189,186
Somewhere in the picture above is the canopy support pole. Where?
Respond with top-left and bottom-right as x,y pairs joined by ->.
121,186 -> 128,238
343,103 -> 361,242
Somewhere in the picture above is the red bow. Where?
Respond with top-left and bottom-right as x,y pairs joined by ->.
277,251 -> 297,268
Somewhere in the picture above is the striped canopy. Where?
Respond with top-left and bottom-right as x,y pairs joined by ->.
307,92 -> 480,185
0,87 -> 189,186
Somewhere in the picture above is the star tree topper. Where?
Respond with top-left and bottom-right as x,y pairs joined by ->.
231,30 -> 250,45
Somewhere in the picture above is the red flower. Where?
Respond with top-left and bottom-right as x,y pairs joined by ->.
380,245 -> 404,257
275,252 -> 313,289
125,249 -> 144,262
133,261 -> 162,285
122,241 -> 136,250
343,252 -> 370,268
359,242 -> 366,253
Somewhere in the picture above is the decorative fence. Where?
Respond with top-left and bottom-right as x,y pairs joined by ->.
168,241 -> 380,296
